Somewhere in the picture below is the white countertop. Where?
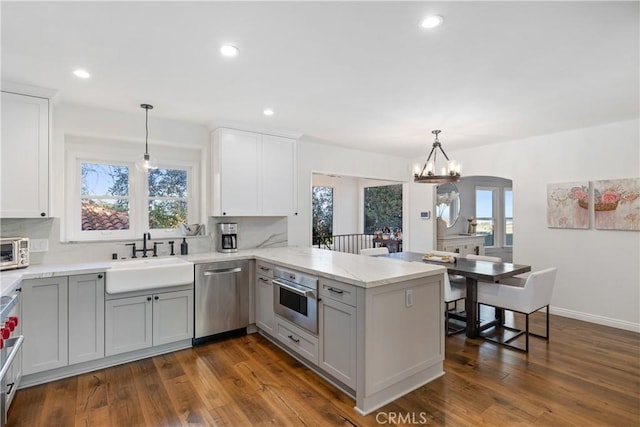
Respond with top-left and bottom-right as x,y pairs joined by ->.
187,247 -> 444,288
0,261 -> 111,296
0,246 -> 444,296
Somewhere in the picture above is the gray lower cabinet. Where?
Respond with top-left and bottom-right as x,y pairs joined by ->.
318,279 -> 357,389
22,273 -> 105,375
275,317 -> 319,365
105,289 -> 193,356
255,261 -> 274,335
153,290 -> 194,346
69,274 -> 105,365
22,277 -> 68,375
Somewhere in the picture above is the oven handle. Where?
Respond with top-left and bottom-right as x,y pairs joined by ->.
273,278 -> 316,299
0,335 -> 23,382
203,267 -> 242,276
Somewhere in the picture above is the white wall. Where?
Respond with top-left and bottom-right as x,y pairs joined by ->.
416,119 -> 639,331
290,139 -> 411,247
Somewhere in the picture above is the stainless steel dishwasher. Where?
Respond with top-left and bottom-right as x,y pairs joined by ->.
194,260 -> 249,344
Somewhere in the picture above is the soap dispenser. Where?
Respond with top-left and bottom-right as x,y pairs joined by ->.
180,238 -> 189,255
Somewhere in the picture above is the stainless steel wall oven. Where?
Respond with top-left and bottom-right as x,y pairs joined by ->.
273,267 -> 319,335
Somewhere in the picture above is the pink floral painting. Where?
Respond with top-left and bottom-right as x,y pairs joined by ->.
547,182 -> 590,229
593,178 -> 640,231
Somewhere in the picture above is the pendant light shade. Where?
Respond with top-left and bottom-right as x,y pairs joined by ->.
137,103 -> 157,171
414,130 -> 461,184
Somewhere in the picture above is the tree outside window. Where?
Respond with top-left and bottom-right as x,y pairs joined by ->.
312,186 -> 333,246
148,168 -> 188,229
363,184 -> 402,234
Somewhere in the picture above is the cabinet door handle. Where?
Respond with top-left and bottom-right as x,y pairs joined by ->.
327,287 -> 344,294
97,274 -> 103,279
258,277 -> 270,283
154,296 -> 159,300
287,335 -> 300,343
147,297 -> 152,301
259,266 -> 271,271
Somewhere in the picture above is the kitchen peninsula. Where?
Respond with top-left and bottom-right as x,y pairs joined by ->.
0,247 -> 446,416
198,247 -> 446,415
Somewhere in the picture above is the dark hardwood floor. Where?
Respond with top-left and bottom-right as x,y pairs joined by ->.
9,312 -> 640,426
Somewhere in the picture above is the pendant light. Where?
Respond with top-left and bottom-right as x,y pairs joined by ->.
414,130 -> 461,184
138,103 -> 157,171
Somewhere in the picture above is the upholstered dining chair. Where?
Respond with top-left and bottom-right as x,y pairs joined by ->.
477,267 -> 557,352
423,251 -> 468,335
359,247 -> 389,256
466,254 -> 503,262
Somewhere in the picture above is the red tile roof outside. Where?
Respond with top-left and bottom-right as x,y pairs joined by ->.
81,200 -> 129,230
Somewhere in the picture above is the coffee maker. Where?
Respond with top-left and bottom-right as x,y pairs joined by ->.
217,223 -> 238,253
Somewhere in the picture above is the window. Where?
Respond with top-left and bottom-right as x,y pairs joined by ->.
81,162 -> 131,232
148,168 -> 188,229
476,188 -> 495,247
476,186 -> 512,248
66,140 -> 200,241
363,184 -> 402,234
312,186 -> 333,246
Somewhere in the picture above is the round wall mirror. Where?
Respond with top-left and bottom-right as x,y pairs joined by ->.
436,183 -> 460,228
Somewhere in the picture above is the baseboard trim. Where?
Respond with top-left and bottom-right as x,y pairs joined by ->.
550,306 -> 640,333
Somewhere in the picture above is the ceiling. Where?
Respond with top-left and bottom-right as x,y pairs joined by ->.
2,1 -> 638,157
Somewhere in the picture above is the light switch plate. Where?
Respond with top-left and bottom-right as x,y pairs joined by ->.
30,238 -> 49,252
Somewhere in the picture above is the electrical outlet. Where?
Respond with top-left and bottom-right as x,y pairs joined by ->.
405,289 -> 413,308
30,238 -> 49,252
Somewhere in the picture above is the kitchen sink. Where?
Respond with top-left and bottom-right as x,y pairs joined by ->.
106,257 -> 195,294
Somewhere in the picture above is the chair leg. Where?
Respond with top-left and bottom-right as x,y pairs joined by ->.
525,313 -> 529,353
546,305 -> 550,339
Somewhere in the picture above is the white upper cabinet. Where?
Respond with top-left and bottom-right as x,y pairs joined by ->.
1,91 -> 50,218
211,128 -> 297,216
261,134 -> 296,215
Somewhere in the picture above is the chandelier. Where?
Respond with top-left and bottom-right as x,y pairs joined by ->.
414,130 -> 461,184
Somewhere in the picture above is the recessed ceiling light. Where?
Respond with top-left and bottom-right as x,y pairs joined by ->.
220,44 -> 239,57
420,15 -> 443,29
263,109 -> 274,116
73,69 -> 91,79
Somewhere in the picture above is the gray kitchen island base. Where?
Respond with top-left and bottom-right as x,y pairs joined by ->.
259,270 -> 445,415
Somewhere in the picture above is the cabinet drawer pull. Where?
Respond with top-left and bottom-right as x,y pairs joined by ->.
287,335 -> 300,343
327,287 -> 344,294
258,277 -> 270,283
259,266 -> 271,272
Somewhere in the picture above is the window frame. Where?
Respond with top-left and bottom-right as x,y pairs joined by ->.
503,187 -> 513,248
65,143 -> 200,242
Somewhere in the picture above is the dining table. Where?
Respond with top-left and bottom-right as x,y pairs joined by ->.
382,252 -> 531,338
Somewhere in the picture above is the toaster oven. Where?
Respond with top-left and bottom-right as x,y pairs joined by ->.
0,238 -> 29,271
